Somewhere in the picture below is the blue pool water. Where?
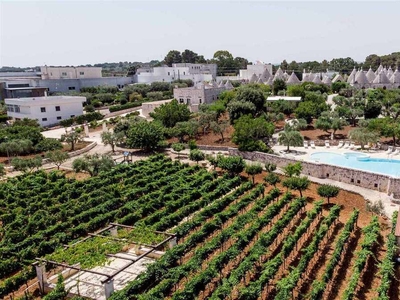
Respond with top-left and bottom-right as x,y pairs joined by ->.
310,152 -> 400,177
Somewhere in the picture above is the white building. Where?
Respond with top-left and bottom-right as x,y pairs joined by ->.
5,95 -> 86,127
135,63 -> 216,84
40,66 -> 103,79
239,61 -> 273,81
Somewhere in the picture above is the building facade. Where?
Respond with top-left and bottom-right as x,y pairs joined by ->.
5,95 -> 86,127
135,63 -> 216,84
173,80 -> 233,112
40,66 -> 103,79
0,67 -> 133,99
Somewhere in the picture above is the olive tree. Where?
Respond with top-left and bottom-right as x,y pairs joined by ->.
189,149 -> 205,165
72,154 -> 114,177
46,150 -> 69,170
101,131 -> 125,153
317,184 -> 340,204
172,143 -> 185,159
278,125 -> 304,152
245,163 -> 263,184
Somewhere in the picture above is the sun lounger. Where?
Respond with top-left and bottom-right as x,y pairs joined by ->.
393,148 -> 399,156
343,141 -> 350,149
325,140 -> 330,148
310,141 -> 316,149
386,146 -> 393,154
303,141 -> 308,148
337,141 -> 344,148
349,142 -> 355,150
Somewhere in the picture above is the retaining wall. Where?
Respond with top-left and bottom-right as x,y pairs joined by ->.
228,148 -> 400,199
68,142 -> 97,158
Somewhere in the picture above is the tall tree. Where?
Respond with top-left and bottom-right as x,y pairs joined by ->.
348,128 -> 379,150
150,99 -> 191,128
232,115 -> 275,152
46,150 -> 69,170
181,49 -> 199,64
72,154 -> 114,177
126,121 -> 165,151
278,125 -> 304,152
101,131 -> 125,153
164,50 -> 182,66
317,184 -> 340,204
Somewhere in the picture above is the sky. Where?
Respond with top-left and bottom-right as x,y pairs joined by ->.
1,1 -> 399,67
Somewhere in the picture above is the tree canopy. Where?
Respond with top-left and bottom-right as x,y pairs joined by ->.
126,121 -> 165,151
150,99 -> 191,128
232,115 -> 275,152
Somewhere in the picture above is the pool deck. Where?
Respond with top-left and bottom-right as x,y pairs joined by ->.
271,144 -> 400,218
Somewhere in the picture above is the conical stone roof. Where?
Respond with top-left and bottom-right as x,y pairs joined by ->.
355,68 -> 369,85
387,67 -> 394,78
265,77 -> 274,85
257,76 -> 263,84
373,70 -> 391,84
249,73 -> 258,83
347,73 -> 356,84
332,74 -> 344,83
287,72 -> 300,84
260,69 -> 271,81
322,76 -> 332,85
375,64 -> 383,75
366,67 -> 376,83
302,73 -> 311,82
347,67 -> 357,83
224,80 -> 233,90
218,80 -> 225,88
275,67 -> 284,77
390,68 -> 400,84
312,75 -> 322,84
283,71 -> 290,80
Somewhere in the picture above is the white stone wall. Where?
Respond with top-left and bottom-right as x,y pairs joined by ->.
228,148 -> 400,199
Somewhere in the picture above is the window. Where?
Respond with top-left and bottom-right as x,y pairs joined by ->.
179,98 -> 184,104
374,183 -> 378,188
57,116 -> 62,120
40,107 -> 46,113
68,86 -> 75,90
42,118 -> 47,122
168,72 -> 170,76
55,106 -> 61,111
199,99 -> 202,104
357,180 -> 360,184
183,72 -> 185,75
70,115 -> 75,118
80,72 -> 84,75
61,72 -> 67,76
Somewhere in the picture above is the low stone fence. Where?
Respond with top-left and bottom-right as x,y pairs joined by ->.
228,148 -> 400,200
104,106 -> 142,119
197,145 -> 231,152
68,142 -> 97,158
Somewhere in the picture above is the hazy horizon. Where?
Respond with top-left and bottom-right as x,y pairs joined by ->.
1,1 -> 399,68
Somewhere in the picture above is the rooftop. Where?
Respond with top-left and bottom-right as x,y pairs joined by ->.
5,95 -> 86,104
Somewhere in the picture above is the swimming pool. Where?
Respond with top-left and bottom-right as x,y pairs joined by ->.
310,152 -> 400,177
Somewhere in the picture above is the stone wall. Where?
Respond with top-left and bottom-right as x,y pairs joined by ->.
197,145 -> 230,152
228,148 -> 400,199
68,142 -> 97,158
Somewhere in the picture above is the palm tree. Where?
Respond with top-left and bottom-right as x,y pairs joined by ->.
278,125 -> 304,152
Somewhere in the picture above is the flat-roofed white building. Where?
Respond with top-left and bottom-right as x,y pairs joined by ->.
136,63 -> 216,84
5,95 -> 86,127
40,66 -> 102,79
